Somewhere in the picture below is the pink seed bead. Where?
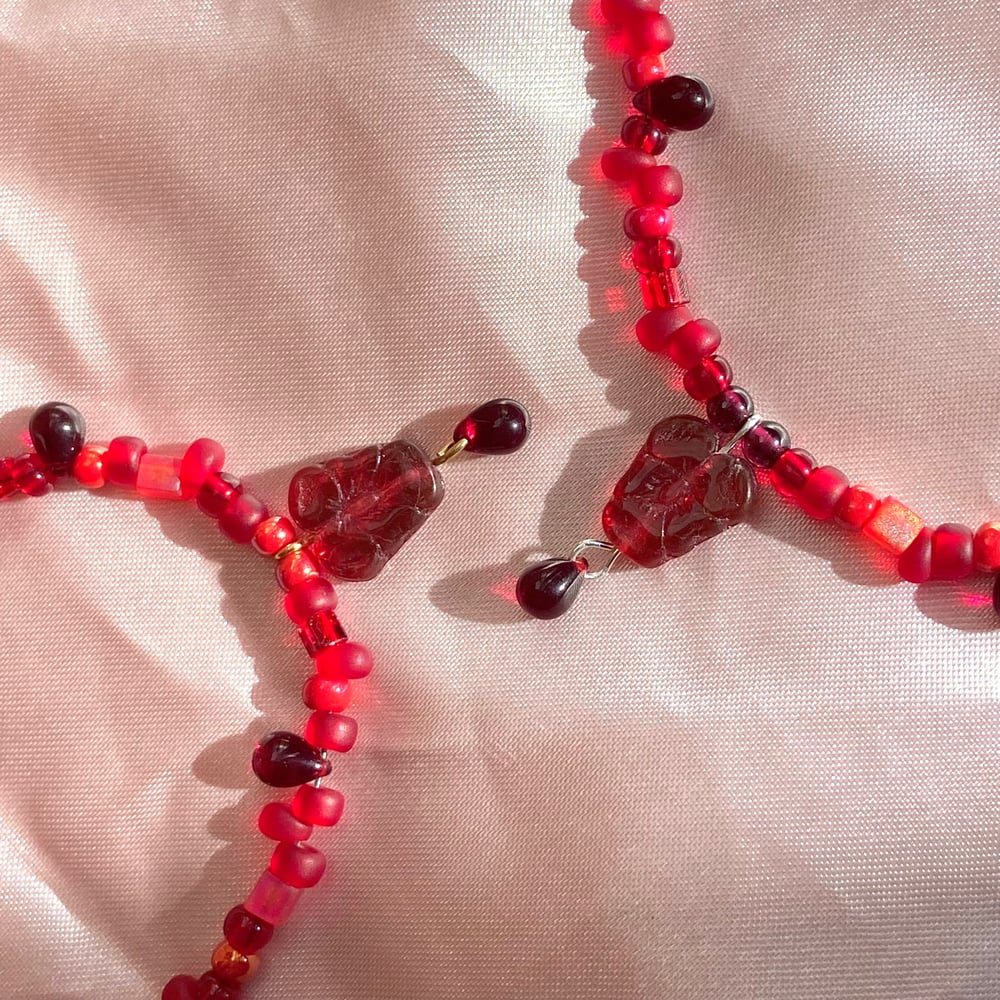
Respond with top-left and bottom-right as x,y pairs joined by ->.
600,146 -> 656,184
303,674 -> 352,713
104,436 -> 147,488
258,802 -> 313,843
276,548 -> 320,591
635,306 -> 693,353
284,578 -> 338,624
179,438 -> 225,499
314,640 -> 374,680
291,785 -> 345,827
929,523 -> 974,581
136,453 -> 183,500
630,164 -> 683,207
269,843 -> 327,889
665,318 -> 721,369
898,528 -> 933,584
770,449 -> 817,497
253,515 -> 296,556
973,522 -> 1000,573
623,205 -> 673,239
244,871 -> 302,926
622,54 -> 667,91
862,497 -> 925,554
797,466 -> 850,521
219,491 -> 269,544
833,485 -> 880,531
73,445 -> 107,489
624,12 -> 674,56
305,712 -> 358,753
683,355 -> 733,401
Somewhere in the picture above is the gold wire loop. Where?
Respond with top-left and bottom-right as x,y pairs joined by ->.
273,540 -> 305,561
431,438 -> 469,466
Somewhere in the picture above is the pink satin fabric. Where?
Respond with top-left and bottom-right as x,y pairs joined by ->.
1,2 -> 999,998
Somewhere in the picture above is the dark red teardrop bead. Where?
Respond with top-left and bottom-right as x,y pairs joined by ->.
454,399 -> 530,454
252,731 -> 331,788
28,402 -> 86,476
516,559 -> 586,619
633,74 -> 715,131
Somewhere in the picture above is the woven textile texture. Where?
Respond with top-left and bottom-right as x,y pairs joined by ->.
1,1 -> 998,997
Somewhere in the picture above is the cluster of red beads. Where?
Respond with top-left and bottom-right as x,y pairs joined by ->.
0,452 -> 53,498
597,0 -> 1000,592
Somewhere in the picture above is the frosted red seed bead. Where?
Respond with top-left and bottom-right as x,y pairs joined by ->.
244,871 -> 302,926
73,445 -> 107,489
929,523 -> 974,581
179,438 -> 225,500
973,522 -> 1000,573
219,491 -> 269,544
314,640 -> 373,679
665,318 -> 721,369
600,146 -> 656,183
305,711 -> 359,753
136,453 -> 184,500
833,485 -> 880,531
284,578 -> 338,625
635,306 -> 694,353
770,449 -> 817,497
898,528 -> 933,584
104,436 -> 147,488
797,466 -> 850,521
623,205 -> 673,239
630,164 -> 683,207
269,843 -> 327,889
862,496 -> 925,554
275,547 -> 320,591
601,0 -> 662,24
622,54 -> 667,91
683,355 -> 732,401
257,802 -> 313,843
623,11 -> 674,55
303,674 -> 352,713
291,785 -> 345,827
252,515 -> 296,556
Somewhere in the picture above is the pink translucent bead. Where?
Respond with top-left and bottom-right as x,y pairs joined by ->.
797,466 -> 850,521
929,523 -> 974,581
623,205 -> 673,239
291,785 -> 345,827
635,306 -> 693,353
898,528 -> 932,584
600,146 -> 656,184
219,491 -> 269,544
630,164 -> 683,207
665,318 -> 721,369
136,453 -> 183,500
302,674 -> 352,713
253,516 -> 296,556
269,843 -> 327,889
105,436 -> 147,488
314,640 -> 373,679
284,578 -> 338,625
244,870 -> 302,926
624,12 -> 674,55
770,449 -> 817,497
258,802 -> 312,843
180,438 -> 225,500
304,711 -> 358,753
862,497 -> 925,554
974,522 -> 1000,573
622,54 -> 666,91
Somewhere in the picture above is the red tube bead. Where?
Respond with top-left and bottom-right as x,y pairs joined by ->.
244,871 -> 302,926
304,712 -> 358,753
284,578 -> 338,625
136,453 -> 183,500
600,146 -> 656,184
929,523 -> 974,581
862,497 -> 925,554
632,236 -> 681,273
630,164 -> 683,207
253,516 -> 296,556
258,802 -> 313,843
291,785 -> 344,827
269,843 -> 327,889
797,465 -> 850,521
833,485 -> 880,531
219,491 -> 269,544
303,674 -> 352,713
104,436 -> 147,488
314,640 -> 373,679
898,528 -> 933,584
974,522 -> 1000,573
179,438 -> 225,499
635,306 -> 693,353
770,449 -> 816,497
297,610 -> 347,656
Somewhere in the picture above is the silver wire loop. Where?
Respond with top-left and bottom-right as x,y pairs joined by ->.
720,414 -> 763,454
571,538 -> 623,580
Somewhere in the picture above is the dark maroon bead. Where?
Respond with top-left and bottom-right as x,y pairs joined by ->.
454,399 -> 530,455
740,420 -> 790,469
633,75 -> 715,131
195,973 -> 241,1000
162,975 -> 200,1000
223,905 -> 275,955
992,573 -> 1000,616
621,115 -> 669,155
197,472 -> 242,518
516,558 -> 586,620
706,387 -> 754,433
252,731 -> 331,788
28,402 -> 85,476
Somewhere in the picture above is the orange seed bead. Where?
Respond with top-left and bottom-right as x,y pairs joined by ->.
210,941 -> 261,984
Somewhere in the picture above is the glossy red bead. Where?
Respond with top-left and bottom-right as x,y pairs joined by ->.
930,523 -> 974,581
454,399 -> 530,454
314,640 -> 373,679
284,578 -> 338,625
797,465 -> 850,521
257,802 -> 313,843
194,972 -> 241,1000
632,236 -> 681,273
682,355 -> 733,401
252,516 -> 297,556
302,674 -> 352,713
635,306 -> 693,353
621,115 -> 669,155
770,449 -> 816,497
291,785 -> 345,827
665,318 -> 721,369
297,610 -> 347,656
136,453 -> 184,500
600,146 -> 656,184
252,731 -> 331,787
833,485 -> 880,531
222,905 -> 274,955
305,711 -> 358,753
973,522 -> 1000,573
276,547 -> 321,590
104,436 -> 148,488
197,472 -> 241,518
622,54 -> 667,91
13,454 -> 52,496
623,205 -> 673,239
73,445 -> 107,489
162,975 -> 200,1000
269,843 -> 327,889
898,528 -> 933,583
219,491 -> 269,544
244,872 -> 302,926
630,164 -> 683,207
180,438 -> 225,499
623,11 -> 674,55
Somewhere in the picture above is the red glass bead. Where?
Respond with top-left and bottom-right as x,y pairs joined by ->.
797,465 -> 850,521
297,609 -> 347,656
622,54 -> 667,91
210,942 -> 260,985
683,355 -> 733,401
623,11 -> 674,55
634,75 -> 716,131
252,515 -> 296,556
162,975 -> 200,1000
276,547 -> 321,590
601,0 -> 662,24
973,522 -> 1000,573
269,843 -> 327,889
666,318 -> 721,369
930,523 -> 974,581
29,402 -> 85,475
623,205 -> 673,240
13,454 -> 52,496
833,485 -> 880,531
635,306 -> 693,353
219,491 -> 269,544
252,731 -> 331,788
305,711 -> 358,753
632,236 -> 681,273
258,802 -> 313,843
705,387 -> 754,434
630,164 -> 683,207
770,449 -> 816,497
314,640 -> 373,679
291,785 -> 345,827
284,578 -> 338,625
621,115 -> 668,155
104,436 -> 147,488
73,445 -> 107,489
195,973 -> 241,1000
600,146 -> 656,183
244,872 -> 302,926
639,269 -> 688,310
197,472 -> 241,518
740,421 -> 790,470
136,453 -> 184,500
898,528 -> 933,584
454,399 -> 530,454
180,438 -> 225,500
862,497 -> 925,554
515,558 -> 587,619
222,905 -> 274,955
303,674 -> 352,713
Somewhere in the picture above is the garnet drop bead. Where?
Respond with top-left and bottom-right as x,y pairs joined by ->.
454,399 -> 531,454
516,558 -> 587,620
251,731 -> 331,787
28,402 -> 86,475
634,74 -> 716,131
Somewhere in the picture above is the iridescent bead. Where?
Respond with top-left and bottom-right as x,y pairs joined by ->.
621,115 -> 669,155
861,497 -> 925,554
833,485 -> 880,531
898,528 -> 932,584
222,905 -> 274,955
28,402 -> 85,475
634,75 -> 716,131
252,516 -> 296,556
314,639 -> 373,679
244,871 -> 303,926
252,731 -> 331,787
973,522 -> 1000,573
257,802 -> 313,843
180,439 -> 225,500
705,387 -> 753,433
666,318 -> 721,369
291,785 -> 345,827
104,436 -> 147,488
929,523 -> 974,581
136,453 -> 183,500
630,164 -> 683,207
770,449 -> 816,497
304,712 -> 358,753
73,445 -> 107,488
284,578 -> 338,625
302,674 -> 352,713
683,356 -> 733,402
623,205 -> 673,239
210,942 -> 260,985
269,843 -> 327,889
218,492 -> 269,544
454,399 -> 530,454
196,472 -> 241,518
600,146 -> 656,183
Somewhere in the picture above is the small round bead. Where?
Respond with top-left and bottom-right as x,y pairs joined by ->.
797,466 -> 850,521
194,972 -> 241,1000
630,164 -> 683,207
770,449 -> 817,497
180,438 -> 225,500
634,74 -> 716,131
635,306 -> 693,353
211,942 -> 261,986
284,578 -> 338,625
303,674 -> 352,713
244,871 -> 303,926
621,115 -> 668,155
291,785 -> 345,827
223,905 -> 274,955
314,640 -> 373,679
974,522 -> 1000,573
104,436 -> 147,488
305,711 -> 358,753
270,842 -> 327,889
623,205 -> 673,239
275,548 -> 320,591
601,0 -> 661,23
28,402 -> 86,476
622,54 -> 667,91
197,472 -> 241,518
13,454 -> 52,496
683,355 -> 733,402
666,318 -> 721,369
600,146 -> 656,183
162,975 -> 200,1000
253,516 -> 297,556
898,528 -> 933,584
632,236 -> 681,273
219,491 -> 269,544
623,11 -> 674,55
258,802 -> 313,843
833,485 -> 880,531
705,387 -> 753,434
930,523 -> 974,581
73,445 -> 107,488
